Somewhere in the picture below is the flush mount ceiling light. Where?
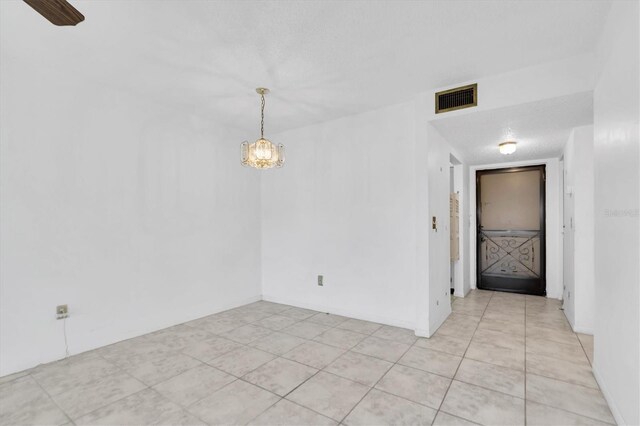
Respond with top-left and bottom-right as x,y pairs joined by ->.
499,141 -> 517,155
241,88 -> 284,169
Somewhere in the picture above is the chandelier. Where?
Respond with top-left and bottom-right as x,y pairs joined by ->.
241,88 -> 284,169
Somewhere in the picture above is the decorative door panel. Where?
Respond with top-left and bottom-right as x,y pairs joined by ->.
476,166 -> 546,295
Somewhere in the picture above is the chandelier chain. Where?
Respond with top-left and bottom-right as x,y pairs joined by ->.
260,93 -> 265,138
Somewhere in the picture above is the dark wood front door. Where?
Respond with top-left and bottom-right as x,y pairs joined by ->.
476,165 -> 546,296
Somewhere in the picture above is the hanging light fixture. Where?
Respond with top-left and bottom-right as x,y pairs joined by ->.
241,88 -> 284,169
499,141 -> 517,155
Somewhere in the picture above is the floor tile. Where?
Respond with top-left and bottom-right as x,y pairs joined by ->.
472,328 -> 525,350
337,318 -> 382,335
249,331 -> 307,356
181,335 -> 243,362
248,399 -> 337,426
282,341 -> 346,369
186,315 -> 245,335
398,346 -> 462,378
372,325 -> 418,345
526,374 -> 614,423
98,338 -> 200,386
477,317 -> 525,336
47,368 -> 147,419
375,364 -> 450,409
145,324 -> 215,351
286,372 -> 369,422
352,335 -> 410,362
255,315 -> 300,331
526,352 -> 598,388
115,351 -> 202,387
220,308 -> 273,324
465,341 -> 525,371
314,328 -> 367,349
434,322 -> 476,341
74,389 -> 203,425
526,337 -> 590,364
31,353 -> 121,396
432,411 -> 479,425
414,334 -> 470,357
187,380 -> 280,425
0,369 -> 31,386
526,400 -> 613,425
482,311 -> 525,324
440,380 -> 525,426
577,333 -> 594,364
208,346 -> 276,377
324,351 -> 392,387
454,358 -> 524,398
245,301 -> 291,315
280,307 -> 318,320
281,321 -> 332,339
152,364 -> 235,406
0,376 -> 69,426
7,291 -> 616,425
526,325 -> 581,346
220,324 -> 274,344
307,313 -> 349,327
343,389 -> 436,426
243,358 -> 317,396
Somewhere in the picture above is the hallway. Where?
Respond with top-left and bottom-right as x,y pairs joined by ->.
0,290 -> 613,425
434,290 -> 611,425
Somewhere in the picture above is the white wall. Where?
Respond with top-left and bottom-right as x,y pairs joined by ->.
592,1 -> 639,424
451,160 -> 471,298
0,26 -> 261,377
562,125 -> 595,333
469,158 -> 563,299
426,125 -> 456,334
261,102 -> 418,329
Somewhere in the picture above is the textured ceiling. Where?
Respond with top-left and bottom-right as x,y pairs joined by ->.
1,0 -> 610,137
430,91 -> 594,165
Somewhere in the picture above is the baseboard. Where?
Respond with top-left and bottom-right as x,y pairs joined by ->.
572,324 -> 594,335
0,293 -> 263,378
592,366 -> 626,425
261,294 -> 415,331
414,328 -> 429,338
429,308 -> 451,337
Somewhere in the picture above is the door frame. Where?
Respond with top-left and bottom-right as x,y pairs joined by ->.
468,158 -> 562,299
475,165 -> 547,295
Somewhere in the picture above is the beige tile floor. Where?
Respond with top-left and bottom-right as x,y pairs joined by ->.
0,290 -> 615,425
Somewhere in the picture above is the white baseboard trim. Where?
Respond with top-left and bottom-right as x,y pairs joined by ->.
261,294 -> 416,331
572,324 -> 594,335
592,366 -> 626,425
1,294 -> 263,378
415,328 -> 429,338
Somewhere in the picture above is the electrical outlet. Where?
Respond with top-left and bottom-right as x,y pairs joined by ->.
56,304 -> 69,320
318,275 -> 323,286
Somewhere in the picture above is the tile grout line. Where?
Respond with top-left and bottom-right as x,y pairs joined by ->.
28,373 -> 76,426
431,290 -> 495,425
209,307 -> 370,424
5,298 -> 612,426
336,331 -> 418,425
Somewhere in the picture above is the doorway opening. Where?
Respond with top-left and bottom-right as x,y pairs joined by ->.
476,165 -> 546,295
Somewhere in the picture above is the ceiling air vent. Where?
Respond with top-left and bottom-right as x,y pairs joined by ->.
435,83 -> 477,114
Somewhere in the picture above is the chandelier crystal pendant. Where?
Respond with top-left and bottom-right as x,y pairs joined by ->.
241,88 -> 284,169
